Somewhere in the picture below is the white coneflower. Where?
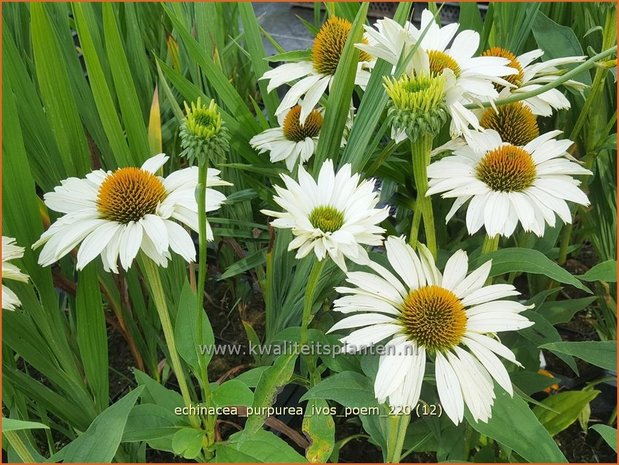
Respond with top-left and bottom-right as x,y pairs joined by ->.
328,236 -> 533,424
361,10 -> 518,137
482,47 -> 586,116
356,17 -> 424,74
261,159 -> 389,271
33,154 -> 231,272
427,129 -> 591,237
250,104 -> 354,171
2,237 -> 29,311
251,105 -> 324,171
261,17 -> 373,123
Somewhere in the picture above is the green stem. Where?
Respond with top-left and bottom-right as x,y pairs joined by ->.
300,259 -> 326,347
464,46 -> 617,110
481,235 -> 500,285
385,414 -> 410,463
409,199 -> 422,249
481,234 -> 500,255
558,222 -> 573,265
411,134 -> 437,258
196,163 -> 215,446
140,256 -> 199,429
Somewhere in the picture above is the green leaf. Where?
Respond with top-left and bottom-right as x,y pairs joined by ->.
72,3 -> 135,167
61,387 -> 144,462
538,296 -> 597,325
1,418 -> 49,433
172,428 -> 204,460
458,3 -> 483,40
30,3 -> 91,177
123,404 -> 184,442
533,390 -> 600,436
466,389 -> 567,462
579,260 -> 617,282
521,311 -> 578,374
540,341 -> 617,371
339,3 -> 427,170
264,49 -> 312,63
162,4 -> 260,135
174,281 -> 215,370
511,370 -> 560,396
303,399 -> 335,462
314,2 -> 369,168
218,429 -> 307,463
219,249 -> 266,281
244,353 -> 297,434
102,3 -> 150,158
300,371 -> 378,409
475,248 -> 591,293
212,380 -> 254,408
531,11 -> 592,86
590,424 -> 617,452
76,263 -> 109,412
238,3 -> 279,122
134,369 -> 184,412
233,367 -> 270,388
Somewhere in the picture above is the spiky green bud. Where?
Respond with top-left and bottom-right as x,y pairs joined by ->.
179,98 -> 229,165
384,73 -> 449,142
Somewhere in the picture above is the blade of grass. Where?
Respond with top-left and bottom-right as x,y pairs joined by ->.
72,3 -> 136,167
314,2 -> 369,170
103,3 -> 151,159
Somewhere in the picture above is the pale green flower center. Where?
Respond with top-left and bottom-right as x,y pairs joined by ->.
309,205 -> 344,233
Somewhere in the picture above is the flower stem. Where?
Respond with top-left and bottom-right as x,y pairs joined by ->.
481,235 -> 499,285
300,259 -> 326,347
196,163 -> 215,445
411,134 -> 437,258
481,234 -> 500,255
385,413 -> 410,463
140,255 -> 200,429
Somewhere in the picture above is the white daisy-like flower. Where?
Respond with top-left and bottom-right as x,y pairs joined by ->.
360,10 -> 518,137
250,105 -> 353,171
427,129 -> 591,237
328,236 -> 533,424
2,236 -> 29,311
261,17 -> 373,124
483,47 -> 586,116
33,154 -> 231,273
261,159 -> 389,271
356,17 -> 425,74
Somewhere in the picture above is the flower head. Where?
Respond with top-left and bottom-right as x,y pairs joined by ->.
2,236 -> 29,311
250,105 -> 324,171
179,98 -> 229,165
328,236 -> 533,424
261,160 -> 389,271
384,72 -> 449,141
250,104 -> 354,171
261,17 -> 373,124
482,47 -> 587,116
360,10 -> 518,137
34,154 -> 231,273
427,130 -> 591,237
479,102 -> 540,146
